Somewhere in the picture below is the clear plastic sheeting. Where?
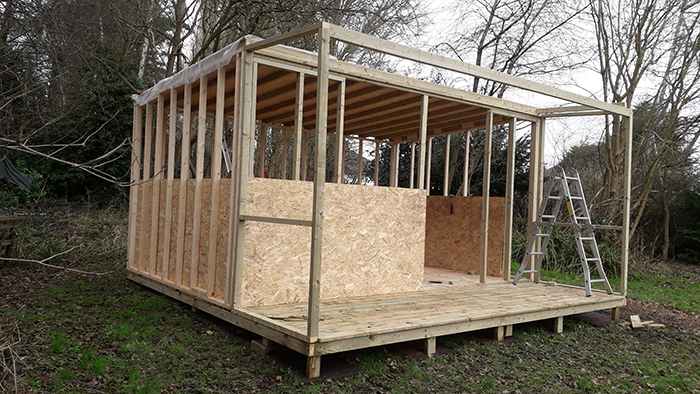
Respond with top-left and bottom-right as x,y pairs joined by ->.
131,35 -> 260,107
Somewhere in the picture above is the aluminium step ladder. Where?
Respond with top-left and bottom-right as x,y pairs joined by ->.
512,166 -> 613,297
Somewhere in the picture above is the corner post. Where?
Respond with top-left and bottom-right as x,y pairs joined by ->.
308,23 -> 330,342
232,52 -> 257,308
527,120 -> 541,280
621,113 -> 633,296
128,103 -> 143,269
443,133 -> 450,196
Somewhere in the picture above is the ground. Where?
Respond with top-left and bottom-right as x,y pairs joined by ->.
1,203 -> 699,393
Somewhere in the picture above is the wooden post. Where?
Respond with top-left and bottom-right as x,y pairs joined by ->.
308,23 -> 330,343
258,126 -> 266,178
389,142 -> 399,187
374,140 -> 379,186
553,316 -> 564,334
480,110 -> 493,284
226,55 -> 243,307
293,73 -> 304,181
534,119 -> 546,282
443,133 -> 450,196
282,130 -> 288,179
233,53 -> 257,307
307,355 -> 321,379
175,83 -> 192,286
128,103 -> 143,270
424,337 -> 436,355
503,118 -> 516,281
463,130 -> 470,197
611,307 -> 621,321
161,88 -> 178,282
505,324 -> 513,337
150,93 -> 166,276
621,113 -> 633,296
190,75 -> 208,290
527,120 -> 541,281
357,138 -> 363,184
418,95 -> 428,190
301,132 -> 308,181
426,137 -> 433,193
206,67 -> 226,297
494,326 -> 505,341
409,142 -> 415,189
139,102 -> 153,273
335,80 -> 346,183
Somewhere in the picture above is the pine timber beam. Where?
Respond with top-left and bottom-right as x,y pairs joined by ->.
128,103 -> 143,270
503,118 -> 516,280
327,24 -> 632,117
480,110 -> 493,284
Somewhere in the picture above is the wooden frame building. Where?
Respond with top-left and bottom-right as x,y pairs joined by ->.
127,23 -> 633,378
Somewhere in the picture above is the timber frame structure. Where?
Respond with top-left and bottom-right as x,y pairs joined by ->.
127,22 -> 633,378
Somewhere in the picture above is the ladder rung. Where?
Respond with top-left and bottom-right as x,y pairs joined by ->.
528,252 -> 544,256
575,216 -> 589,221
589,279 -> 607,283
579,237 -> 594,241
585,258 -> 599,262
547,196 -> 562,200
569,196 -> 583,200
565,176 -> 579,180
535,233 -> 551,237
541,215 -> 556,219
520,270 -> 538,274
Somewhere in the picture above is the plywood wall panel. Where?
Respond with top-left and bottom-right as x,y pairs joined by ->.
197,179 -> 212,290
424,196 -> 504,277
140,182 -> 153,273
214,181 -> 231,300
166,179 -> 180,282
241,178 -> 426,307
182,179 -> 196,287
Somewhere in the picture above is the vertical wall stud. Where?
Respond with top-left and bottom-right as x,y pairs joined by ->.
175,83 -> 192,286
357,139 -> 363,184
418,95 -> 428,190
293,73 -> 305,180
162,88 -> 178,282
409,142 -> 415,189
480,110 -> 493,284
443,134 -> 451,196
503,118 -> 516,281
334,80 -> 346,183
374,140 -> 380,186
463,131 -> 470,197
150,93 -> 166,276
190,75 -> 208,290
621,113 -> 633,296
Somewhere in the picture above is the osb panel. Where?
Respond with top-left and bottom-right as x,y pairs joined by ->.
214,179 -> 232,300
156,180 -> 167,278
424,196 -> 504,277
131,185 -> 142,269
181,179 -> 196,287
242,178 -> 426,307
197,179 -> 212,290
139,181 -> 153,273
166,180 -> 181,283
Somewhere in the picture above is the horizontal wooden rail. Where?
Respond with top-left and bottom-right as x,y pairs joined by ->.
239,214 -> 313,227
551,222 -> 622,231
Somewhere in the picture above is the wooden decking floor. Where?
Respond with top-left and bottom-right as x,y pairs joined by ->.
246,280 -> 626,344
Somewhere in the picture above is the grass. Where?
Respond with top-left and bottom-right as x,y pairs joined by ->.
1,202 -> 699,393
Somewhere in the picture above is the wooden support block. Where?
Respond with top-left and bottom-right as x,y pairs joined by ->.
251,338 -> 273,356
630,314 -> 642,329
424,337 -> 436,355
306,355 -> 321,379
505,324 -> 513,337
554,316 -> 564,334
494,326 -> 505,341
648,324 -> 666,329
611,307 -> 620,321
